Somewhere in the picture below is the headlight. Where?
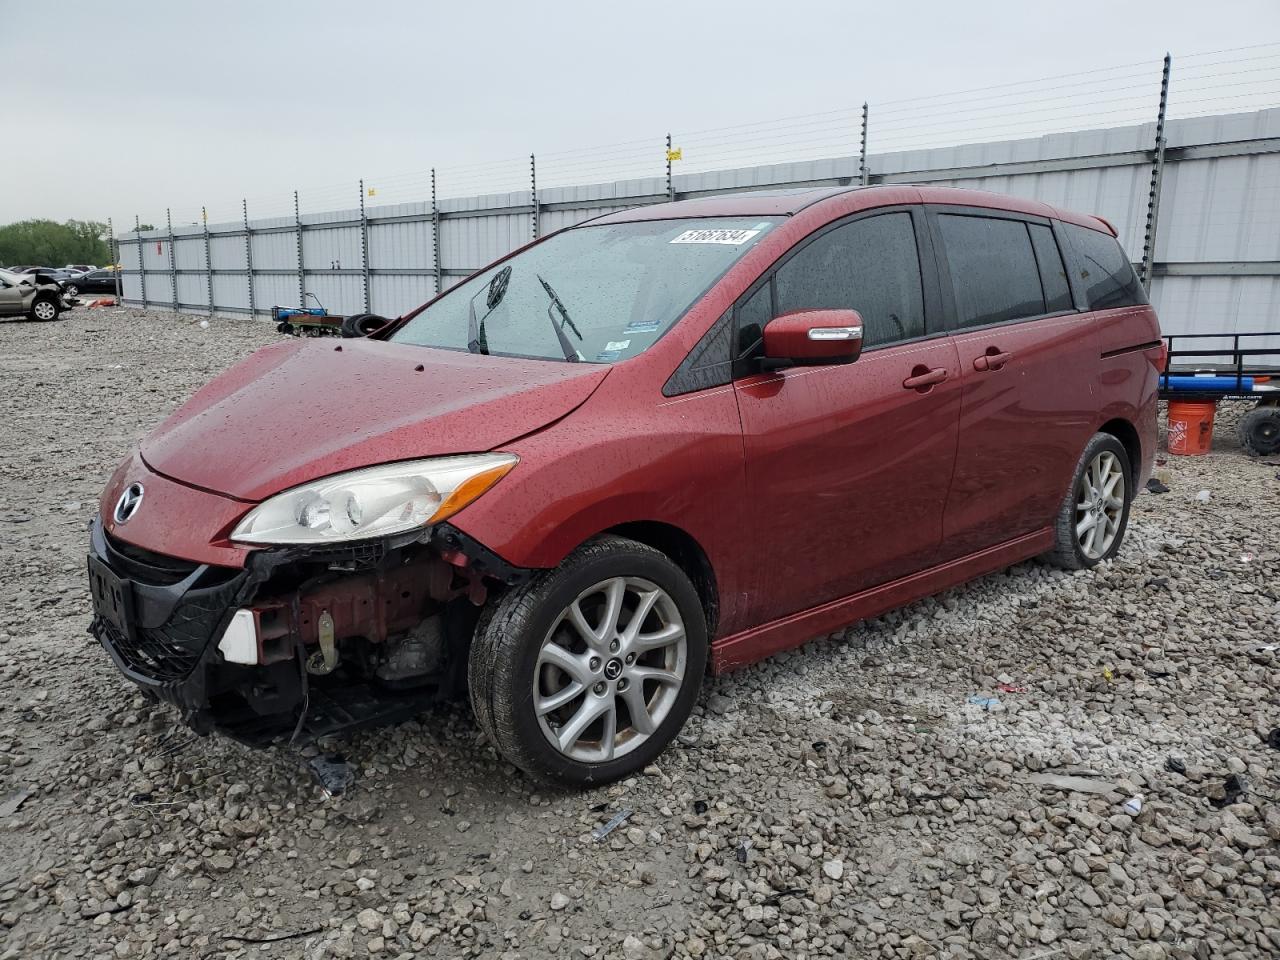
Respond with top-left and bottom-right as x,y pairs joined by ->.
230,453 -> 518,545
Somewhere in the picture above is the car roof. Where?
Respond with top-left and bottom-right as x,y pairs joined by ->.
586,184 -> 1110,233
588,186 -> 859,223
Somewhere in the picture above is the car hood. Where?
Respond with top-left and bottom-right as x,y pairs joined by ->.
141,338 -> 610,501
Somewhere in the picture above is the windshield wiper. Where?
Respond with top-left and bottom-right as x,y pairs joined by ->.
466,266 -> 513,355
536,274 -> 583,363
466,295 -> 488,355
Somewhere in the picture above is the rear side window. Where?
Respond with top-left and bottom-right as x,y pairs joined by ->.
1063,222 -> 1148,310
1028,224 -> 1073,313
936,214 -> 1045,328
773,212 -> 925,348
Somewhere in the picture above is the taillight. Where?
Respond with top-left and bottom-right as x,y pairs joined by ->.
1155,341 -> 1169,373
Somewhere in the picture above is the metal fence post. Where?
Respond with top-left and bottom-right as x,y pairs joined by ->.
530,153 -> 540,240
359,179 -> 371,313
1140,54 -> 1171,293
135,215 -> 148,310
202,206 -> 213,317
294,190 -> 305,308
859,103 -> 870,186
108,217 -> 122,301
242,199 -> 256,317
431,168 -> 441,295
166,208 -> 178,313
666,133 -> 675,202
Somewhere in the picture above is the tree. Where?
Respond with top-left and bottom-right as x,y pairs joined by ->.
0,219 -> 113,268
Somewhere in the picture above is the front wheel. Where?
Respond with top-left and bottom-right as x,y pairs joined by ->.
1042,433 -> 1132,570
469,536 -> 708,786
65,284 -> 79,299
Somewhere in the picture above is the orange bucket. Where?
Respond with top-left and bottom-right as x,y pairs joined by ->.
1167,400 -> 1216,455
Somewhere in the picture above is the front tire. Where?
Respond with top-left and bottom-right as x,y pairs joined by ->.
469,536 -> 708,787
65,284 -> 79,299
1042,433 -> 1132,570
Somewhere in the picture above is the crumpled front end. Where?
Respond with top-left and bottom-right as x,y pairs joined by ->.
87,506 -> 528,746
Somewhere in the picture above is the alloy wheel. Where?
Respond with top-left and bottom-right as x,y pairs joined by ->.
1075,450 -> 1125,559
533,576 -> 687,763
33,300 -> 56,321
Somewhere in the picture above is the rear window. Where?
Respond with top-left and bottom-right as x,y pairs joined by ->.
1062,223 -> 1147,310
936,215 -> 1046,328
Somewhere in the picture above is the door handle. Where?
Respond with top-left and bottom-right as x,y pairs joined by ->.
903,366 -> 948,391
973,349 -> 1012,372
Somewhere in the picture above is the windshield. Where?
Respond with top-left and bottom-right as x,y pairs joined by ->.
391,217 -> 778,363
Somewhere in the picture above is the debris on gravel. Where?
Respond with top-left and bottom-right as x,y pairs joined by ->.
2,307 -> 1278,959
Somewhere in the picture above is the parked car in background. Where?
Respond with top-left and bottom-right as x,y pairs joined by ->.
88,185 -> 1161,786
0,267 -> 68,321
65,264 -> 97,275
20,267 -> 82,297
74,269 -> 120,294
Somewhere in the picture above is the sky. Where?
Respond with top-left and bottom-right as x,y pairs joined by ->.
3,0 -> 1278,230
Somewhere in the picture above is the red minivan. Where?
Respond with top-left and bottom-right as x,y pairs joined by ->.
89,185 -> 1161,785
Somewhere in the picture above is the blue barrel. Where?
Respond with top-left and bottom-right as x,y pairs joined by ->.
1163,375 -> 1254,393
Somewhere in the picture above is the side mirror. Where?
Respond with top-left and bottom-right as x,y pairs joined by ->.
762,309 -> 864,368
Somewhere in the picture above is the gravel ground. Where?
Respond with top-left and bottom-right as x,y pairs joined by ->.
2,307 -> 1278,960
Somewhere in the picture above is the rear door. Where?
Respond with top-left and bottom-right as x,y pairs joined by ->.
928,208 -> 1099,560
732,207 -> 962,624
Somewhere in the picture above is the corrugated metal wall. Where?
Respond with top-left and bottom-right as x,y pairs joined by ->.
118,108 -> 1280,341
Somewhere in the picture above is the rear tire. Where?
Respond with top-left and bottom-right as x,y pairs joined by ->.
1238,406 -> 1280,457
1042,432 -> 1132,570
468,535 -> 708,787
29,297 -> 59,322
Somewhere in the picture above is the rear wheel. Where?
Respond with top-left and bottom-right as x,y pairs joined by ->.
1239,406 -> 1280,457
30,297 -> 59,321
469,536 -> 708,786
1042,433 -> 1132,569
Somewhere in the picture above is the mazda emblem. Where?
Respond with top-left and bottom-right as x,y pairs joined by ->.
114,483 -> 144,524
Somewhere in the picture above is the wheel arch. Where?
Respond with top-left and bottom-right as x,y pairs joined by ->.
1097,417 -> 1142,494
601,520 -> 720,640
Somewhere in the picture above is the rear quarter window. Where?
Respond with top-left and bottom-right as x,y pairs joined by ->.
1062,222 -> 1148,310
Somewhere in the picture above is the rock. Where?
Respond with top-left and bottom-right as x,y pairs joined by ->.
357,908 -> 382,932
822,859 -> 844,880
550,892 -> 571,911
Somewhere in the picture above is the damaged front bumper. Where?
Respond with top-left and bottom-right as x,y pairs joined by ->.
86,516 -> 529,745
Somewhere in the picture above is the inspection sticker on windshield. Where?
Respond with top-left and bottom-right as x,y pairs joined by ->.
670,228 -> 760,245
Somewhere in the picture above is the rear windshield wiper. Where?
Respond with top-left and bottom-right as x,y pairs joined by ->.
537,273 -> 583,363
